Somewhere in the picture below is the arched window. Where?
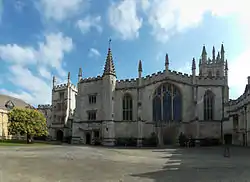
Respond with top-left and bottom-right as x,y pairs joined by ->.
123,94 -> 133,121
204,90 -> 214,120
153,83 -> 182,123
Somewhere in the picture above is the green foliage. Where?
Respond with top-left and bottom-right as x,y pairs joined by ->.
8,108 -> 48,137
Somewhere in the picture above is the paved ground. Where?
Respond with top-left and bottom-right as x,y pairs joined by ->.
0,145 -> 250,182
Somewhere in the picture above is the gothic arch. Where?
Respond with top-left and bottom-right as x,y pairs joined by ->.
152,83 -> 182,123
203,90 -> 215,120
122,93 -> 133,121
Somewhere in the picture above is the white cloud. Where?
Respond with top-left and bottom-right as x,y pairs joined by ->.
37,33 -> 73,77
76,15 -> 102,34
141,0 -> 249,43
88,48 -> 100,58
0,65 -> 51,105
0,44 -> 36,65
38,66 -> 52,80
228,48 -> 250,99
0,32 -> 73,105
108,0 -> 142,40
38,0 -> 85,22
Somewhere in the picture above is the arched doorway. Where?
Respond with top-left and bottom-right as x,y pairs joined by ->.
85,132 -> 91,145
56,130 -> 64,141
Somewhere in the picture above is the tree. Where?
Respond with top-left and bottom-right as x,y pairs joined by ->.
8,108 -> 48,143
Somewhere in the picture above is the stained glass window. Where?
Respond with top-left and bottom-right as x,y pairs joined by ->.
204,90 -> 214,120
153,83 -> 182,123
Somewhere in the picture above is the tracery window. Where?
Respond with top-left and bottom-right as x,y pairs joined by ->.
203,90 -> 214,120
123,94 -> 133,121
153,83 -> 182,123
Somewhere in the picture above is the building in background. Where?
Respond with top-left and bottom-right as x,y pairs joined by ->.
223,77 -> 250,146
47,73 -> 77,141
37,104 -> 52,137
0,94 -> 30,139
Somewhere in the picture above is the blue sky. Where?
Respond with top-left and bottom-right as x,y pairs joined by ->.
0,0 -> 249,105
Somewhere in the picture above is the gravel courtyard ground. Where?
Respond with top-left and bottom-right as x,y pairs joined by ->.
0,145 -> 250,182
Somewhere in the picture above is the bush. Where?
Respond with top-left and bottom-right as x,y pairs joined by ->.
116,137 -> 137,146
142,132 -> 158,147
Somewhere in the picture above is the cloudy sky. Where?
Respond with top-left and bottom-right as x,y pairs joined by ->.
0,0 -> 249,106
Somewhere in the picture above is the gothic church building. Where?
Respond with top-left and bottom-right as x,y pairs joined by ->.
45,44 -> 229,146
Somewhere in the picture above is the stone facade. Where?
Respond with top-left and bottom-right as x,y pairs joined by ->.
223,77 -> 250,146
68,44 -> 229,146
37,104 -> 53,136
0,109 -> 9,139
48,73 -> 77,141
41,44 -> 230,146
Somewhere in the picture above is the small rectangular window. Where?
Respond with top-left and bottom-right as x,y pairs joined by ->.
88,110 -> 97,120
59,92 -> 64,100
88,94 -> 97,104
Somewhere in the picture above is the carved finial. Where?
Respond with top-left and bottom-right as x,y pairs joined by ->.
192,57 -> 196,70
78,68 -> 82,82
221,42 -> 225,53
212,46 -> 215,60
52,76 -> 56,87
165,53 -> 169,65
225,59 -> 228,70
138,60 -> 142,72
109,38 -> 111,49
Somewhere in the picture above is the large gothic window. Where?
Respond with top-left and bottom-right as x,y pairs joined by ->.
153,83 -> 182,123
123,94 -> 133,121
203,90 -> 214,120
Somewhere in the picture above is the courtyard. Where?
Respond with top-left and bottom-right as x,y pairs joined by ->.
0,145 -> 250,182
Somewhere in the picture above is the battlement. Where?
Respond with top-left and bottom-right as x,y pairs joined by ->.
53,83 -> 77,91
79,76 -> 102,83
196,75 -> 226,86
116,69 -> 193,89
37,104 -> 52,109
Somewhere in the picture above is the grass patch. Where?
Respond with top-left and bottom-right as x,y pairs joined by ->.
0,140 -> 52,146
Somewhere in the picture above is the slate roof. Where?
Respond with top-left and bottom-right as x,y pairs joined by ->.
0,94 -> 30,110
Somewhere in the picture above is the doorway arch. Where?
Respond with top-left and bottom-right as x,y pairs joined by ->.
56,130 -> 64,141
85,132 -> 91,145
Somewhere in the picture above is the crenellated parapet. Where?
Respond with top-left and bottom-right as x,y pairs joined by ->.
116,78 -> 138,89
79,76 -> 102,83
196,75 -> 226,86
37,104 -> 52,109
53,83 -> 77,91
116,70 -> 193,89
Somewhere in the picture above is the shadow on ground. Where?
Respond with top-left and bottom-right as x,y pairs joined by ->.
131,146 -> 250,182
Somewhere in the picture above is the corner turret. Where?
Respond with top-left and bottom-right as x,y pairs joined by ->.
102,39 -> 116,146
